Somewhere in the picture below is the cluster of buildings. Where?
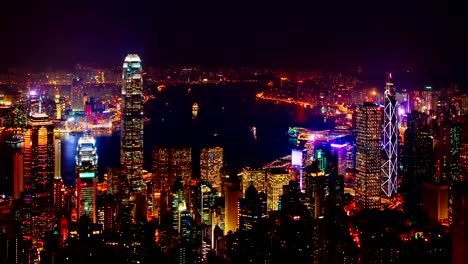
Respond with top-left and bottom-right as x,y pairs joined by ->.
0,57 -> 467,263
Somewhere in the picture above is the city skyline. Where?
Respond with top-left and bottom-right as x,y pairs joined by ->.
1,0 -> 468,259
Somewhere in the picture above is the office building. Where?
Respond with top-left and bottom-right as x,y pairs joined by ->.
200,181 -> 217,225
224,178 -> 242,235
382,73 -> 398,197
422,183 -> 448,222
121,54 -> 144,194
240,167 -> 266,196
238,185 -> 264,231
452,119 -> 468,263
331,142 -> 348,176
13,152 -> 24,200
76,135 -> 98,223
152,147 -> 192,191
355,102 -> 382,210
71,78 -> 84,111
53,137 -> 64,220
23,113 -> 55,244
266,168 -> 290,211
171,176 -> 185,232
304,163 -> 327,218
200,147 -> 223,191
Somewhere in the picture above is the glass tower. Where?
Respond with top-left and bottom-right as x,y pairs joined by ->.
121,54 -> 144,193
355,102 -> 382,210
76,135 -> 98,223
23,113 -> 55,244
382,73 -> 398,196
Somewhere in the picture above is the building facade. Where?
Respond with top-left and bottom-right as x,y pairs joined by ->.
23,113 -> 55,244
355,102 -> 382,210
76,135 -> 98,223
121,54 -> 144,194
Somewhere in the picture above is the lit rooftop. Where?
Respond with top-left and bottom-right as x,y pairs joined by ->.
124,54 -> 141,63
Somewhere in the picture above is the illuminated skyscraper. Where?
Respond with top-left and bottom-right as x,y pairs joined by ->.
28,90 -> 41,116
199,181 -> 218,226
451,120 -> 468,264
224,179 -> 242,235
241,168 -> 266,195
330,143 -> 348,176
121,54 -> 144,193
71,78 -> 85,111
171,176 -> 186,232
13,152 -> 24,200
152,147 -> 192,191
76,135 -> 98,223
355,102 -> 382,210
53,137 -> 65,219
382,73 -> 398,197
200,147 -> 223,191
266,168 -> 290,211
54,94 -> 62,120
23,113 -> 55,244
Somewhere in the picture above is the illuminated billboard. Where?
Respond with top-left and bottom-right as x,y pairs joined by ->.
79,172 -> 96,178
291,149 -> 303,167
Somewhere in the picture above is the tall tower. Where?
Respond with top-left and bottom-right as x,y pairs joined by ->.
355,102 -> 382,210
121,54 -> 144,193
23,113 -> 55,244
71,77 -> 84,111
54,137 -> 65,219
382,73 -> 398,197
76,135 -> 98,223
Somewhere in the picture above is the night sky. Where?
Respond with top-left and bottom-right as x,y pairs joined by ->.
1,0 -> 467,75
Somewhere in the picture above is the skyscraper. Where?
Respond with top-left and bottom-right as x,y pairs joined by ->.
355,102 -> 382,210
23,113 -> 55,244
382,73 -> 398,197
121,54 -> 144,194
13,152 -> 24,200
200,147 -> 223,191
451,119 -> 468,264
152,147 -> 192,192
76,135 -> 98,223
266,168 -> 290,211
54,137 -> 65,219
238,185 -> 264,231
241,167 -> 266,196
71,77 -> 84,111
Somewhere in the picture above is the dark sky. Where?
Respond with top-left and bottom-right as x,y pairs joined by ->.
1,0 -> 467,74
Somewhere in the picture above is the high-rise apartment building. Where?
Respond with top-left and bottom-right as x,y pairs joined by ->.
121,54 -> 144,194
76,135 -> 98,223
355,102 -> 382,210
23,113 -> 55,244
